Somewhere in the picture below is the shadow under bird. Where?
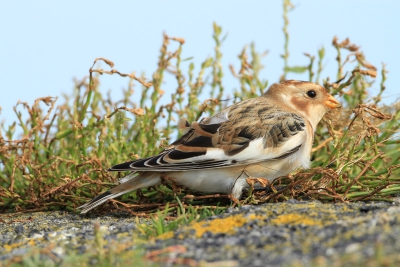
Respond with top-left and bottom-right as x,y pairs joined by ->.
78,80 -> 341,213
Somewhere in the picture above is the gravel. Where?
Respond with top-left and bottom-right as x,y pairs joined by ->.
2,199 -> 400,266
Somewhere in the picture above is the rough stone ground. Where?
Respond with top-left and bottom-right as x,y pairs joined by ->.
2,200 -> 400,266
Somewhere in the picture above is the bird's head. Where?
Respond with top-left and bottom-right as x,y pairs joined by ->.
264,80 -> 341,129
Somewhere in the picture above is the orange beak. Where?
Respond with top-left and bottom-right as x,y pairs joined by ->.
324,94 -> 341,109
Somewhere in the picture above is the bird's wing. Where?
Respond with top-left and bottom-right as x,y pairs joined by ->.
109,98 -> 308,172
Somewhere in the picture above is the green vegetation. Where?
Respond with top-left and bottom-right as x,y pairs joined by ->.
1,0 -> 400,265
1,22 -> 398,215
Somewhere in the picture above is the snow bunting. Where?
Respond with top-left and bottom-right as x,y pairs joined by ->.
79,80 -> 340,213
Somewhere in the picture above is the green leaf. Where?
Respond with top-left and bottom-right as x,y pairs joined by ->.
201,57 -> 213,68
318,47 -> 325,59
284,65 -> 308,73
189,62 -> 195,71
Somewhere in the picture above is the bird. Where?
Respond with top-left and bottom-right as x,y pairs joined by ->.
78,80 -> 341,213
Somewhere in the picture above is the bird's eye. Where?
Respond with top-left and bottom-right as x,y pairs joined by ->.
307,90 -> 317,98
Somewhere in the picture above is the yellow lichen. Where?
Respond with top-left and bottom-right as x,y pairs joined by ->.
270,213 -> 322,226
3,242 -> 24,252
157,231 -> 174,240
191,215 -> 248,238
249,214 -> 264,220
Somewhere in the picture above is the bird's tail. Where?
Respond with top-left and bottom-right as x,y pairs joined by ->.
78,172 -> 161,214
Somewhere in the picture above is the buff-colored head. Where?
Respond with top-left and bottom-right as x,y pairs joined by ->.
264,80 -> 341,129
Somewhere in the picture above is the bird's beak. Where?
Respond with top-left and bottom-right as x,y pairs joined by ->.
324,94 -> 341,109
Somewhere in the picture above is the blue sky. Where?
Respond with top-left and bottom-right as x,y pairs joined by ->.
1,1 -> 399,129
